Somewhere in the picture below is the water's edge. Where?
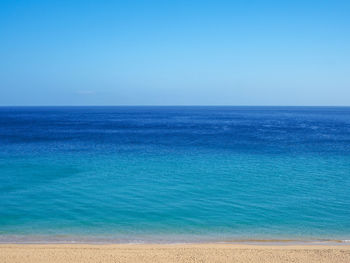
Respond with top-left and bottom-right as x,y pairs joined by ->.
0,235 -> 349,245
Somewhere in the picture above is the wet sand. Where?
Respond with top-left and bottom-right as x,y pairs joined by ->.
1,243 -> 350,263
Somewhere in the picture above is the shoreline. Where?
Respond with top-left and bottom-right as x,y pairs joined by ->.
1,236 -> 349,246
1,243 -> 350,263
1,241 -> 349,246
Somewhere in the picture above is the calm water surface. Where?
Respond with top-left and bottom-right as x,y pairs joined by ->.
0,107 -> 350,243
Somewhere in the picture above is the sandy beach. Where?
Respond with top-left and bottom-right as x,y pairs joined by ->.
1,243 -> 350,263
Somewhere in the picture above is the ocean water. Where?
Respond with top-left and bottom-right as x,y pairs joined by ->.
0,106 -> 350,243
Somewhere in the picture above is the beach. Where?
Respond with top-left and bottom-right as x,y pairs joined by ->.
1,243 -> 350,263
2,0 -> 350,261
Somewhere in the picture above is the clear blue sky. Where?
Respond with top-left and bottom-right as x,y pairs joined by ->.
1,0 -> 349,106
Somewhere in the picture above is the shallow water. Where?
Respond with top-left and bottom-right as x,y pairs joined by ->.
1,106 -> 350,243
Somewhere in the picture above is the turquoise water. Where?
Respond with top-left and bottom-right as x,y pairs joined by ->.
0,107 -> 350,243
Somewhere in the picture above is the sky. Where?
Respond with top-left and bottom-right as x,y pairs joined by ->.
1,0 -> 349,106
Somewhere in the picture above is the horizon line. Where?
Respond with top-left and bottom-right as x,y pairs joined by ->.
0,105 -> 350,107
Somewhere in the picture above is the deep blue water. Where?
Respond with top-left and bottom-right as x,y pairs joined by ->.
0,106 -> 350,243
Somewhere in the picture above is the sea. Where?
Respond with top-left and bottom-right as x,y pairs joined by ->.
0,106 -> 349,243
